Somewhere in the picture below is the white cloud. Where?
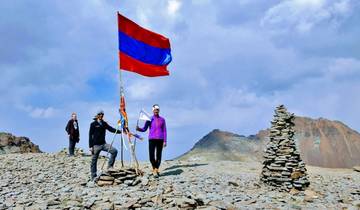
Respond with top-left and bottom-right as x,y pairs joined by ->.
18,105 -> 57,119
127,79 -> 165,100
2,0 -> 360,157
165,87 -> 277,134
332,0 -> 351,14
136,10 -> 150,28
167,0 -> 182,16
326,57 -> 360,77
261,0 -> 354,33
191,0 -> 210,6
30,107 -> 56,119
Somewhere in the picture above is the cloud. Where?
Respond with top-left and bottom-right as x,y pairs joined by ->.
127,79 -> 163,100
0,0 -> 118,109
29,107 -> 57,119
214,0 -> 277,27
165,87 -> 277,135
1,0 -> 360,159
18,105 -> 57,119
167,0 -> 182,17
261,0 -> 354,33
326,57 -> 360,78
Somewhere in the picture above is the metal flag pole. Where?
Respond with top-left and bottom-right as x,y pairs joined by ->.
119,67 -> 125,168
120,123 -> 124,168
118,11 -> 125,168
117,12 -> 142,174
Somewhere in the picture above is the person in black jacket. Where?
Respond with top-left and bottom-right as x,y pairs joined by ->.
65,112 -> 80,156
89,110 -> 119,180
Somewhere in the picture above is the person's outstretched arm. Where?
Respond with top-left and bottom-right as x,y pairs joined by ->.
104,121 -> 119,133
136,120 -> 150,132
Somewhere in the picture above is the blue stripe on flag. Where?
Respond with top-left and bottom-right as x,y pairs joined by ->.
119,31 -> 172,66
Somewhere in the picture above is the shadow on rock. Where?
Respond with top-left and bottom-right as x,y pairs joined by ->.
164,163 -> 208,171
161,169 -> 184,176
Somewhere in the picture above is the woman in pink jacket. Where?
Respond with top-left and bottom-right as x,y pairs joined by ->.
137,104 -> 167,177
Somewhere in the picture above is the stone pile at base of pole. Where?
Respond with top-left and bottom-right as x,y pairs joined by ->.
261,105 -> 310,191
96,168 -> 143,186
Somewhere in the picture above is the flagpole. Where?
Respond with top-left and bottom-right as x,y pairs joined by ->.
118,12 -> 124,98
118,11 -> 125,168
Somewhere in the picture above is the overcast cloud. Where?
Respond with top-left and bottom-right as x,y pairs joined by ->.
0,0 -> 359,160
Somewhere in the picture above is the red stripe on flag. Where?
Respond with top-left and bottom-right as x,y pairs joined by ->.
119,52 -> 170,77
118,13 -> 170,49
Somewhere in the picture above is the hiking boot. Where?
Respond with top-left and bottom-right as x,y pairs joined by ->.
87,179 -> 96,187
155,168 -> 160,176
152,168 -> 157,176
153,171 -> 159,178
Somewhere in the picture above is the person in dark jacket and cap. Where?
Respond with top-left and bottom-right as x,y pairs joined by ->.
89,110 -> 119,180
65,112 -> 80,156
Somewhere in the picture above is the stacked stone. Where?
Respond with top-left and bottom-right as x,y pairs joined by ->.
261,105 -> 310,191
96,168 -> 143,187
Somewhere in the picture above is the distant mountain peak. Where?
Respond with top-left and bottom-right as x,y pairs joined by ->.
177,129 -> 262,162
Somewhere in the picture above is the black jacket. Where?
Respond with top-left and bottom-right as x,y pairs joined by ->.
89,120 -> 118,147
65,119 -> 80,142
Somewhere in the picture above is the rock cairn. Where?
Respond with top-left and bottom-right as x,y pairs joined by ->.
96,168 -> 143,187
261,105 -> 310,191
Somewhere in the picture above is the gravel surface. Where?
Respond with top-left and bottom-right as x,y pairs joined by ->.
0,153 -> 359,209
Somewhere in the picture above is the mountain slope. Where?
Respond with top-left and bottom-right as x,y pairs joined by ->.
291,117 -> 360,168
177,129 -> 262,162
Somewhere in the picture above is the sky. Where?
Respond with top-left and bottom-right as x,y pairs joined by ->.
0,0 -> 360,161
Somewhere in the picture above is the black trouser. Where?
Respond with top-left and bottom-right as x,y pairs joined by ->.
68,139 -> 77,156
149,139 -> 164,169
91,144 -> 118,179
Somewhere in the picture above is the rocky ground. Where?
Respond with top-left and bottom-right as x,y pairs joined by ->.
0,152 -> 359,210
0,133 -> 41,155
